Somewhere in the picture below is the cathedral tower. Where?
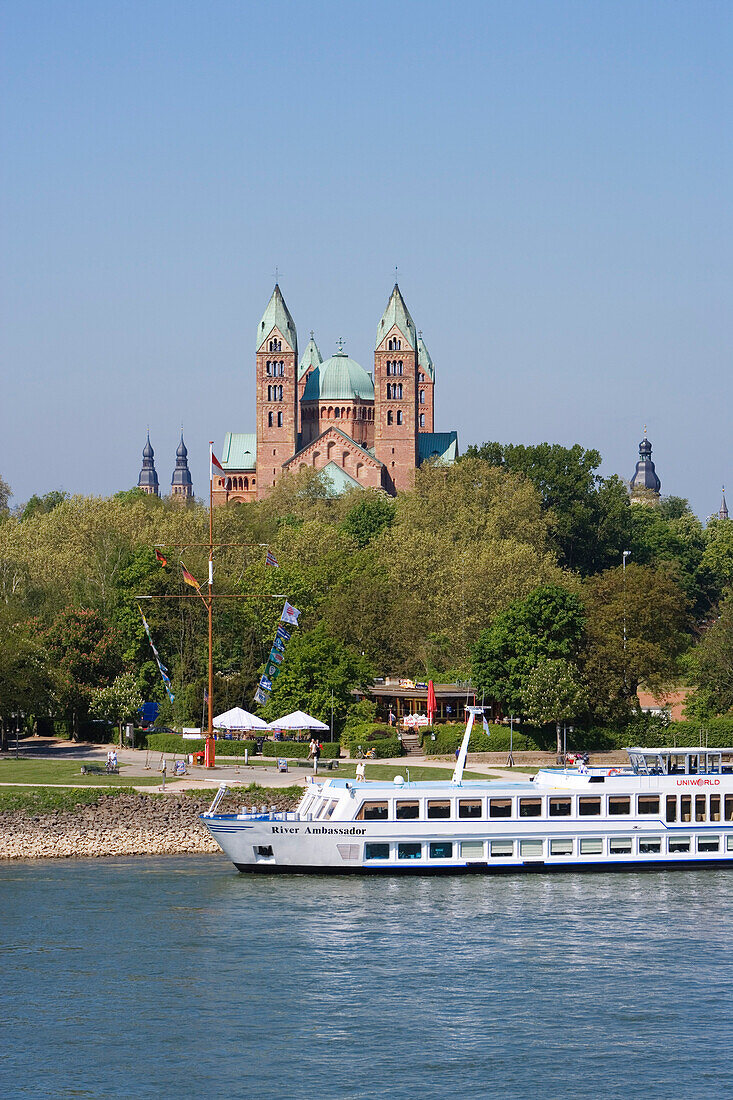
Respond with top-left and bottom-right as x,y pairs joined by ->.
137,433 -> 159,496
171,432 -> 194,502
373,284 -> 418,493
417,332 -> 435,433
629,430 -> 661,506
255,285 -> 298,499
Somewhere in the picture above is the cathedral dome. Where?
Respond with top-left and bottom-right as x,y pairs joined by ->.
316,352 -> 374,402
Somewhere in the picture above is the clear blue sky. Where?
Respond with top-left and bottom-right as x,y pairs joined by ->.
2,0 -> 732,518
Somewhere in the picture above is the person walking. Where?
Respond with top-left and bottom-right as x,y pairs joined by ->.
313,739 -> 321,773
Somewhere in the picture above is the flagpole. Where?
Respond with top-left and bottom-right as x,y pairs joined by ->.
206,442 -> 215,766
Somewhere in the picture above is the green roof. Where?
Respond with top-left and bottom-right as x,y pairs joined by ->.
305,352 -> 375,402
418,431 -> 458,465
376,283 -> 416,350
257,284 -> 298,355
321,461 -> 363,495
220,432 -> 257,471
417,333 -> 435,381
298,334 -> 323,380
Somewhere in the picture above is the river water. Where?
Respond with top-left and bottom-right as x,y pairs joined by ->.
1,855 -> 730,1099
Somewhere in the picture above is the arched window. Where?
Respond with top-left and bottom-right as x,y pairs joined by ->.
397,410 -> 403,425
386,383 -> 391,399
277,385 -> 283,401
398,361 -> 403,375
244,477 -> 249,490
277,411 -> 283,427
419,390 -> 425,404
328,406 -> 333,417
321,407 -> 326,417
268,411 -> 273,427
278,361 -> 284,376
334,407 -> 340,418
267,385 -> 271,401
387,410 -> 393,425
418,372 -> 424,382
419,413 -> 425,428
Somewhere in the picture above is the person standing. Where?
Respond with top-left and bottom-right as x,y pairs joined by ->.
313,739 -> 321,772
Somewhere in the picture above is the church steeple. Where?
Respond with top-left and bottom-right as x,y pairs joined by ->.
255,284 -> 298,498
256,283 -> 298,359
720,487 -> 729,521
170,432 -> 194,502
376,283 -> 416,350
629,428 -> 661,506
137,432 -> 159,496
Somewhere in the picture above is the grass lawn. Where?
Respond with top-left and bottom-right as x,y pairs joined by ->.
323,763 -> 495,782
0,759 -> 175,788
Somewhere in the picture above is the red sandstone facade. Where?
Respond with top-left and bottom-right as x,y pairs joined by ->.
212,284 -> 457,505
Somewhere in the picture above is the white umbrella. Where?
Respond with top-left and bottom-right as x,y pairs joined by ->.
213,706 -> 269,731
268,709 -> 329,732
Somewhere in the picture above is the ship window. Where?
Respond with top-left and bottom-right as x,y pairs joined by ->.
396,801 -> 420,820
637,796 -> 660,816
460,841 -> 484,860
578,797 -> 601,816
490,840 -> 513,857
489,799 -> 512,818
609,797 -> 630,816
711,795 -> 721,821
358,801 -> 388,821
698,836 -> 720,853
668,836 -> 690,853
695,795 -> 707,822
427,800 -> 451,819
322,800 -> 338,820
665,796 -> 677,823
458,799 -> 482,819
365,843 -> 390,860
429,841 -> 453,859
519,798 -> 542,818
520,839 -> 543,858
550,838 -> 573,855
681,796 -> 692,822
609,837 -> 632,855
579,838 -> 603,855
727,835 -> 733,851
397,842 -> 422,860
549,798 -> 571,817
639,837 -> 661,854
725,795 -> 733,821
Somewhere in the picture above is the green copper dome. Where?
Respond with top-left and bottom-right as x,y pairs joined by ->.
308,352 -> 374,402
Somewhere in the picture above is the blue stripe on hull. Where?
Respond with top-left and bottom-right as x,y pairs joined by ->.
232,857 -> 733,876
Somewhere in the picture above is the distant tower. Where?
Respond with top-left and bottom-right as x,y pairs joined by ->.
374,284 -> 419,493
417,331 -> 435,433
720,487 -> 729,521
171,432 -> 194,502
137,433 -> 159,496
255,284 -> 298,499
298,331 -> 323,438
629,429 -> 661,506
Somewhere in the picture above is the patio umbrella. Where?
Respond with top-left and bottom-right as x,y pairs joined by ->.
213,707 -> 269,731
268,710 -> 329,732
427,680 -> 437,726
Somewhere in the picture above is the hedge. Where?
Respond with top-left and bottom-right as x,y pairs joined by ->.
357,736 -> 403,759
261,740 -> 341,760
343,722 -> 394,752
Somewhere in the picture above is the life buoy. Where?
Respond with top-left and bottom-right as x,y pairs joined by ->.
608,768 -> 621,776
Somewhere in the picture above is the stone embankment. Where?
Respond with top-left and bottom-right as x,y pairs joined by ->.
0,789 -> 300,861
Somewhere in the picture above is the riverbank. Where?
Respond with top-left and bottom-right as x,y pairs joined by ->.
0,787 -> 303,861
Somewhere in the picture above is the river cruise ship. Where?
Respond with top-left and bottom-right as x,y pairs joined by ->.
201,710 -> 733,874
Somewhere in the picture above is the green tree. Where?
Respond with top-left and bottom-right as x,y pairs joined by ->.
463,441 -> 631,574
0,474 -> 10,520
89,672 -> 144,742
20,491 -> 69,522
471,584 -> 586,713
259,622 -> 373,734
521,657 -> 589,753
701,518 -> 733,593
687,596 -> 733,717
43,608 -> 122,737
581,564 -> 690,721
340,492 -> 395,548
0,615 -> 54,747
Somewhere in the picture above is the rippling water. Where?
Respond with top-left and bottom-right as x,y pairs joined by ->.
1,855 -> 731,1099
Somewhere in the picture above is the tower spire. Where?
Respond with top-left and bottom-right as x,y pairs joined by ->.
720,486 -> 729,521
137,432 -> 159,496
171,431 -> 194,502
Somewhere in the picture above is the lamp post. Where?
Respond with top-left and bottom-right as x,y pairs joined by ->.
508,715 -> 515,768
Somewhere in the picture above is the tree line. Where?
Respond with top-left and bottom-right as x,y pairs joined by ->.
1,441 -> 733,742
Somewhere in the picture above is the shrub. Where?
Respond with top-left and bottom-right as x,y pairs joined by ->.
343,722 -> 393,752
211,740 -> 260,757
144,733 -> 204,753
261,740 -> 340,759
358,736 -> 402,759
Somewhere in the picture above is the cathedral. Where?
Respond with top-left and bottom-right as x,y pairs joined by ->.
210,282 -> 459,504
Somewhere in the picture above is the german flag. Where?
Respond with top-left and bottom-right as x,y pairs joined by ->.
155,548 -> 167,567
181,564 -> 201,591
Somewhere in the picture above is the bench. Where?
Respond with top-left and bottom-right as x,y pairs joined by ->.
80,765 -> 119,775
290,759 -> 339,770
